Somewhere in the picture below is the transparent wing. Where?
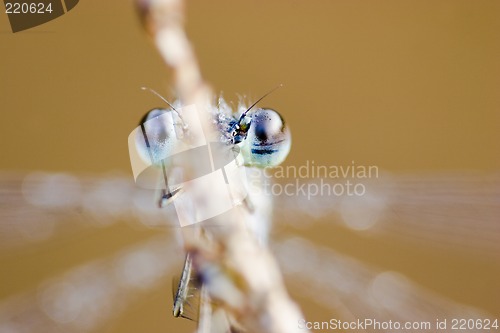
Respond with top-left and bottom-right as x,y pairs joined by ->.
274,236 -> 492,325
4,171 -> 498,252
0,171 -> 498,332
274,172 -> 500,257
0,235 -> 181,332
272,172 -> 499,327
0,171 -> 180,249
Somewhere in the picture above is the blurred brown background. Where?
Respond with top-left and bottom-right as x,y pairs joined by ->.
0,1 -> 499,332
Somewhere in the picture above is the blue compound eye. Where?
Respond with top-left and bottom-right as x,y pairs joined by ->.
135,108 -> 181,165
244,108 -> 291,168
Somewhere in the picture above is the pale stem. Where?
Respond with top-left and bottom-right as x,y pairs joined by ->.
134,1 -> 310,332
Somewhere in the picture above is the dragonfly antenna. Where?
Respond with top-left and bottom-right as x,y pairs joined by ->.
238,84 -> 283,124
141,87 -> 186,127
141,87 -> 178,112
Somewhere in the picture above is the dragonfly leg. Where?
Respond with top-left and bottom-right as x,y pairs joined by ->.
173,253 -> 193,318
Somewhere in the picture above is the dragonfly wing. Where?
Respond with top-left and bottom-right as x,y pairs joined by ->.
3,171 -> 498,252
275,236 -> 493,323
0,172 -> 179,249
274,172 -> 500,257
1,171 -> 498,331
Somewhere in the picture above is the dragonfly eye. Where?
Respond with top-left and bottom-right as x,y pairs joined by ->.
135,108 -> 181,165
244,108 -> 291,167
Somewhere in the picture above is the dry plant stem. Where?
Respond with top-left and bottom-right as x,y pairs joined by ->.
135,1 -> 309,332
136,0 -> 210,109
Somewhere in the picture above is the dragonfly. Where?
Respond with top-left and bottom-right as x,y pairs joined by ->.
2,0 -> 499,331
128,86 -> 292,330
128,0 -> 499,331
0,170 -> 499,332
